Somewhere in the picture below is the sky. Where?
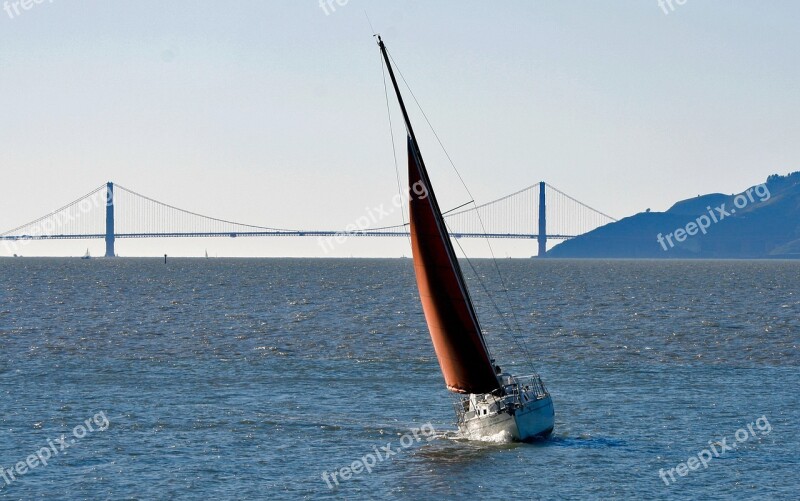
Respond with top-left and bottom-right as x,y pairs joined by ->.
1,0 -> 798,257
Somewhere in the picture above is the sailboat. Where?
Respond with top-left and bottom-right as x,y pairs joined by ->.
81,248 -> 91,260
378,37 -> 554,441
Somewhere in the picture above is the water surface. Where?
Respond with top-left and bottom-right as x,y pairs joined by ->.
1,258 -> 798,499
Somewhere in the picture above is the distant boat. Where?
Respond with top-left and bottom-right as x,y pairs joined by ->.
81,249 -> 91,260
378,37 -> 554,441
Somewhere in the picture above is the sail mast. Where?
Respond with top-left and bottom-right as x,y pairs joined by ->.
377,37 -> 421,160
378,37 -> 500,394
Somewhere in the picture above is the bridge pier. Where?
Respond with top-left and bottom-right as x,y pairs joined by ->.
537,181 -> 547,257
105,182 -> 115,257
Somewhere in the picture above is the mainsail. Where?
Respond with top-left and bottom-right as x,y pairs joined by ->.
379,36 -> 501,394
407,139 -> 501,394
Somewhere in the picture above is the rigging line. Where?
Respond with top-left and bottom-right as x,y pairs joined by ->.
360,222 -> 409,232
379,45 -> 412,252
0,183 -> 107,236
332,223 -> 407,233
449,228 -> 536,372
447,183 -> 541,217
545,182 -> 617,221
387,49 -> 535,370
450,233 -> 513,335
447,231 -> 500,368
113,184 -> 295,233
364,10 -> 377,36
441,200 -> 474,216
386,51 -> 474,199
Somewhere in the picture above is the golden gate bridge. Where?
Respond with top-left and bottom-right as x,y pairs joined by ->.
0,182 -> 616,257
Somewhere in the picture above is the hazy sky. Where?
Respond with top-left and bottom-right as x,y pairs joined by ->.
1,1 -> 798,257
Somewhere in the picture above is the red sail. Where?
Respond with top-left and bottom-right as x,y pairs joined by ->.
407,138 -> 501,394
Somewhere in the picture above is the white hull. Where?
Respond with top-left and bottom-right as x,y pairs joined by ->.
455,374 -> 554,442
460,395 -> 554,442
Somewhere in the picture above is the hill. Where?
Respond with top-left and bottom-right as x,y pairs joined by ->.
547,172 -> 800,258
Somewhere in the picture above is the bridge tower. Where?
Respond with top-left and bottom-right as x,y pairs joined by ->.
537,181 -> 547,257
105,182 -> 115,257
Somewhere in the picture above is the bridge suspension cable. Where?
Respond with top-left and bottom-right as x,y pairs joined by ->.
0,183 -> 107,239
112,184 -> 293,236
0,181 -> 617,247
